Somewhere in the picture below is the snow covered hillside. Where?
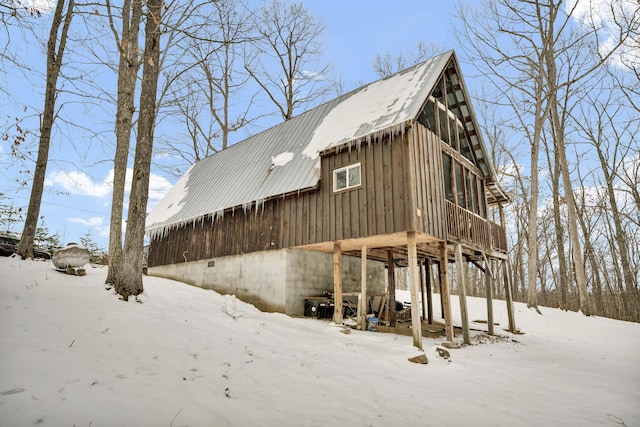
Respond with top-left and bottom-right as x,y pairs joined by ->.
1,256 -> 638,427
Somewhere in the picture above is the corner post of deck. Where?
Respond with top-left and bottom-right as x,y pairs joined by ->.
407,231 -> 422,350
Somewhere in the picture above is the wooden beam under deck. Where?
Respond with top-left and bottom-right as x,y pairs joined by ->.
296,231 -> 506,265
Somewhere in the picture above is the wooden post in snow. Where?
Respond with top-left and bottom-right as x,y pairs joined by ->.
439,241 -> 454,344
419,259 -> 427,322
333,242 -> 343,325
499,205 -> 517,333
438,260 -> 445,320
502,258 -> 517,333
483,254 -> 494,336
360,245 -> 368,330
387,250 -> 397,327
425,258 -> 433,324
454,243 -> 471,345
407,231 -> 423,349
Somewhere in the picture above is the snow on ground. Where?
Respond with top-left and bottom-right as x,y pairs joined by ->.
1,256 -> 638,427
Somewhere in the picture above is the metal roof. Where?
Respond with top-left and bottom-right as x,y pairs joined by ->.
146,50 -> 503,239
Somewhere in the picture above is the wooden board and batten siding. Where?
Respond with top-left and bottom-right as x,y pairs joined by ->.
410,124 -> 448,240
148,197 -> 286,267
148,124 -> 450,267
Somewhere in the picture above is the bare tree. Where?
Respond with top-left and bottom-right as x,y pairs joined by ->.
0,1 -> 41,87
246,0 -> 330,121
170,0 -> 255,161
17,0 -> 74,259
573,161 -> 606,315
455,0 -> 637,316
113,0 -> 163,299
539,0 -> 636,315
104,0 -> 143,285
604,1 -> 640,113
541,126 -> 570,309
572,84 -> 639,301
372,40 -> 442,78
455,0 -> 551,313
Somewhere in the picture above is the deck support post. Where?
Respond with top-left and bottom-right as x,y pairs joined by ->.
483,254 -> 494,336
425,258 -> 433,324
454,243 -> 471,345
360,245 -> 368,330
502,258 -> 517,333
439,241 -> 455,344
407,231 -> 423,349
387,250 -> 397,327
438,260 -> 445,320
333,242 -> 343,325
419,258 -> 426,321
499,205 -> 517,333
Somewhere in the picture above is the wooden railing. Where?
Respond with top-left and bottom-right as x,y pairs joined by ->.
445,200 -> 507,252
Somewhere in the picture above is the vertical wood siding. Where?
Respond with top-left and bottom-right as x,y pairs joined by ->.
411,124 -> 448,239
148,126 -> 448,267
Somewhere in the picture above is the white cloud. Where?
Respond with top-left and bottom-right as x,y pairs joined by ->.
46,171 -> 111,197
66,216 -> 111,246
68,216 -> 104,227
46,168 -> 173,202
148,173 -> 173,202
19,0 -> 55,12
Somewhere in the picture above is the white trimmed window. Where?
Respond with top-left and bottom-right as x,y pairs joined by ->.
333,163 -> 361,192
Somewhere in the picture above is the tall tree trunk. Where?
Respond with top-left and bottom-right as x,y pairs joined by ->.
114,0 -> 163,299
17,0 -> 74,259
595,140 -> 638,295
604,211 -> 629,318
105,0 -> 142,285
525,44 -> 549,313
551,149 -> 570,310
574,188 -> 604,316
542,130 -> 570,310
526,105 -> 543,313
547,103 -> 592,315
543,3 -> 592,316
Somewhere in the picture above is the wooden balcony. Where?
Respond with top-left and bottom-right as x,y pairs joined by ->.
445,200 -> 507,253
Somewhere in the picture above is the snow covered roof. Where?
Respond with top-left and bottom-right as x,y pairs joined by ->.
146,50 -> 497,238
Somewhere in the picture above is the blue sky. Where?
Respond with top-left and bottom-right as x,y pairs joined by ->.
1,1 -> 467,249
305,1 -> 458,84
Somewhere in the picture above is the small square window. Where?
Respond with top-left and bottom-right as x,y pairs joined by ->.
333,163 -> 362,192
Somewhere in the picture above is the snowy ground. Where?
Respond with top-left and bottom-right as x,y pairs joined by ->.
1,256 -> 639,427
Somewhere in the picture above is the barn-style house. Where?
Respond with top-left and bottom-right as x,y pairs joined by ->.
146,50 -> 515,349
